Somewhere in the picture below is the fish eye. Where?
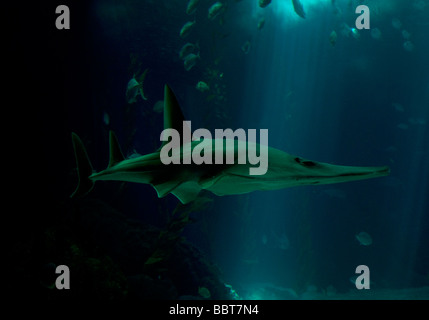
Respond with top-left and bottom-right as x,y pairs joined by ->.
302,161 -> 317,167
294,157 -> 317,167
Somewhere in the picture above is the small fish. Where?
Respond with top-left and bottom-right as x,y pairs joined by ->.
355,231 -> 372,246
153,100 -> 164,113
397,123 -> 409,130
198,286 -> 211,299
196,81 -> 210,92
408,117 -> 427,126
180,21 -> 196,39
371,28 -> 382,40
208,2 -> 224,20
126,69 -> 149,104
259,0 -> 272,8
103,111 -> 110,125
329,30 -> 337,46
403,41 -> 415,52
340,23 -> 360,39
257,17 -> 266,30
272,231 -> 289,250
413,0 -> 427,10
392,18 -> 402,30
292,0 -> 306,19
402,30 -> 411,40
186,0 -> 200,15
179,42 -> 198,60
183,53 -> 200,71
392,102 -> 404,112
241,40 -> 251,54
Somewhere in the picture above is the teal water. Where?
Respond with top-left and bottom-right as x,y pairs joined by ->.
11,0 -> 428,300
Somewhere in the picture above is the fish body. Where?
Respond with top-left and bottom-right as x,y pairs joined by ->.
356,231 -> 373,246
186,0 -> 200,15
126,70 -> 148,103
179,42 -> 198,60
71,86 -> 390,204
241,40 -> 251,54
183,53 -> 200,71
180,21 -> 196,38
292,0 -> 306,19
198,286 -> 211,298
208,2 -> 224,20
196,81 -> 210,92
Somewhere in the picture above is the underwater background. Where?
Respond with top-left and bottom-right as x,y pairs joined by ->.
10,0 -> 428,300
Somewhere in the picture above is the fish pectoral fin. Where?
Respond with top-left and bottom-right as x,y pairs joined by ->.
151,180 -> 182,199
151,179 -> 202,204
171,181 -> 202,204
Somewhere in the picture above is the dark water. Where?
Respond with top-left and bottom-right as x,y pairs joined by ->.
11,0 -> 428,300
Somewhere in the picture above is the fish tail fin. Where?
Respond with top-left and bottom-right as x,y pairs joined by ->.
70,133 -> 94,198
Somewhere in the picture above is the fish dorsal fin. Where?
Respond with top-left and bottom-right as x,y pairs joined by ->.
108,131 -> 125,168
162,85 -> 191,146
